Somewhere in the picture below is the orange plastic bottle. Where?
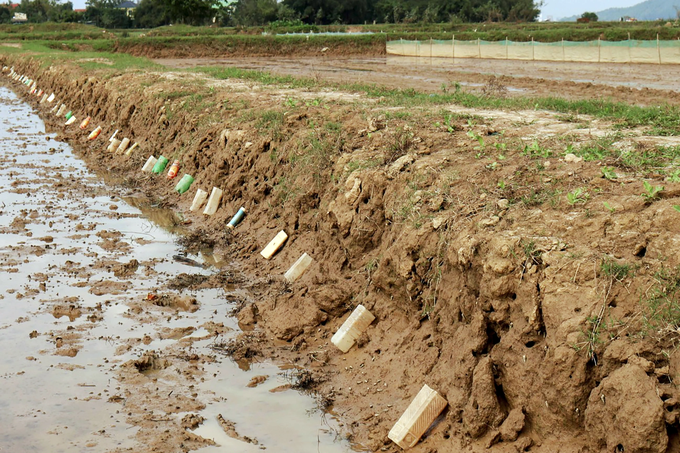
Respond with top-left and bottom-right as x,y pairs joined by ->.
166,160 -> 180,179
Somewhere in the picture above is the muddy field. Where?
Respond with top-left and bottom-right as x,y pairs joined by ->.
157,55 -> 680,106
3,51 -> 680,453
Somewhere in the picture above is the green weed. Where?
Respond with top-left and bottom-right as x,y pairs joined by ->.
601,166 -> 618,180
641,266 -> 680,337
523,140 -> 552,158
641,180 -> 664,201
567,187 -> 589,205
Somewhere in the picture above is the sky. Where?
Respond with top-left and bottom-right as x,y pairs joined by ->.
539,0 -> 643,20
68,0 -> 645,20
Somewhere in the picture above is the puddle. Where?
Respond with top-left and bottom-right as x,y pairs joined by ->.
0,86 -> 357,452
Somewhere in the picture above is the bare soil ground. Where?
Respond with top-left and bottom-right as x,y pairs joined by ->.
5,53 -> 680,453
156,56 -> 680,106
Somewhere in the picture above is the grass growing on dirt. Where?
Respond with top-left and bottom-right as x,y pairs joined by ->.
0,41 -> 160,72
196,65 -> 680,136
641,266 -> 680,338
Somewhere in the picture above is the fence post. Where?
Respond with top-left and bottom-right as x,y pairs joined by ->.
658,33 -> 661,65
478,38 -> 481,59
598,36 -> 601,63
628,32 -> 631,63
452,34 -> 455,62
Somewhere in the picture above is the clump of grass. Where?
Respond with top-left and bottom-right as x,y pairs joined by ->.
383,127 -> 414,164
641,266 -> 680,337
600,258 -> 633,281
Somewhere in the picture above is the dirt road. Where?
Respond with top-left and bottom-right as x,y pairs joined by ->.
156,55 -> 680,106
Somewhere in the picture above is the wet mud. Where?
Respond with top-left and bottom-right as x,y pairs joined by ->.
0,86 -> 352,452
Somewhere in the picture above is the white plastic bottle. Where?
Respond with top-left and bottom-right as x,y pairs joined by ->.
141,156 -> 157,172
115,137 -> 130,154
107,138 -> 121,153
203,187 -> 223,216
388,384 -> 448,449
260,230 -> 288,260
284,253 -> 313,283
331,305 -> 376,353
190,189 -> 208,212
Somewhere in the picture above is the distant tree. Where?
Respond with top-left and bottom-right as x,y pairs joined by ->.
0,4 -> 11,23
166,0 -> 216,25
581,11 -> 598,22
233,0 -> 278,26
135,0 -> 171,27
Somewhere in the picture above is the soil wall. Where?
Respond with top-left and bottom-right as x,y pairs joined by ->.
4,54 -> 680,453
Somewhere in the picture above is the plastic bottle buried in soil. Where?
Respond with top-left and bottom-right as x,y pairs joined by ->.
175,174 -> 194,194
109,129 -> 119,142
331,305 -> 376,353
107,138 -> 121,153
65,111 -> 73,120
88,126 -> 102,140
166,160 -> 180,179
152,156 -> 169,174
260,230 -> 288,260
125,142 -> 138,156
388,384 -> 448,449
39,93 -> 48,104
55,104 -> 66,117
79,116 -> 91,130
227,207 -> 246,229
190,189 -> 208,212
65,116 -> 76,126
284,253 -> 313,283
47,93 -> 55,103
203,187 -> 223,216
115,137 -> 130,154
142,156 -> 158,172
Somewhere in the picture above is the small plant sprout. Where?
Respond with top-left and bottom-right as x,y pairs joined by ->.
668,169 -> 680,183
601,166 -> 617,180
603,202 -> 616,213
567,187 -> 590,205
641,181 -> 664,201
467,129 -> 485,152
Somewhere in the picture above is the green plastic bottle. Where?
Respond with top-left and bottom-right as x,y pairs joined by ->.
175,174 -> 194,194
65,111 -> 73,120
152,156 -> 169,174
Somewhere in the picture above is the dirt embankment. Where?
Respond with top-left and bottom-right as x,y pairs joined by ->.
5,55 -> 680,453
53,35 -> 387,59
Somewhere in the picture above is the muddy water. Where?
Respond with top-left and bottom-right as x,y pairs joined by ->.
0,87 -> 354,452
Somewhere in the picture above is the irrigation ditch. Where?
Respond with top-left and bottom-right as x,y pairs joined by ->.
4,52 -> 680,453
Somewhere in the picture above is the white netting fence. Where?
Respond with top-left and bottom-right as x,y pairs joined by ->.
387,38 -> 680,64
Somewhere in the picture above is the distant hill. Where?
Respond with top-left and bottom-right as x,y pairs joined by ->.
561,0 -> 680,21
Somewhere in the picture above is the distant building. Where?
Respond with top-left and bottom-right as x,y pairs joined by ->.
11,12 -> 27,23
117,1 -> 137,17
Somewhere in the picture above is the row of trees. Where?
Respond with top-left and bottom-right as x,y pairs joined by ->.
0,0 -> 542,27
0,0 -> 82,24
